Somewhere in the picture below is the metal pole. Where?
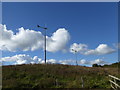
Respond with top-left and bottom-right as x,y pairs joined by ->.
44,28 -> 46,64
72,49 -> 78,66
76,52 -> 78,66
37,25 -> 47,64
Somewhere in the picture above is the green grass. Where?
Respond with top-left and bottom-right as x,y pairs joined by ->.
2,63 -> 120,89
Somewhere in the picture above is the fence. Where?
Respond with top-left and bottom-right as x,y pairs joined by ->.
109,75 -> 120,90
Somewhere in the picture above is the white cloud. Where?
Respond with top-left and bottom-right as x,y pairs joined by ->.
79,59 -> 89,64
90,59 -> 106,64
1,54 -> 42,65
46,28 -> 70,52
0,54 -> 75,65
0,24 -> 70,52
0,54 -> 107,66
59,59 -> 74,65
70,43 -> 88,54
84,44 -> 115,55
46,59 -> 58,64
70,43 -> 115,55
78,59 -> 107,65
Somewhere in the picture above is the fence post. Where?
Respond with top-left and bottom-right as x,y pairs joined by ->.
81,77 -> 84,88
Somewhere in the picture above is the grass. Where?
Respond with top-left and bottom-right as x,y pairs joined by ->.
2,63 -> 120,89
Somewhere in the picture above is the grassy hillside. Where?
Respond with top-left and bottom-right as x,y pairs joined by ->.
102,62 -> 120,68
2,63 -> 119,89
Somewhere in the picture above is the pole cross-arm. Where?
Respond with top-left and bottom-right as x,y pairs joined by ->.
37,25 -> 47,29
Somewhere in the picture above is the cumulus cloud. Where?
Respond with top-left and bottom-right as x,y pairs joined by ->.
0,54 -> 107,66
70,43 -> 88,54
84,44 -> 116,55
70,43 -> 116,55
78,59 -> 106,65
90,59 -> 107,65
1,54 -> 42,65
0,54 -> 75,65
46,28 -> 70,52
0,24 -> 70,52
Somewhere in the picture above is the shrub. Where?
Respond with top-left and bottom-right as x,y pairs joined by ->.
92,64 -> 99,67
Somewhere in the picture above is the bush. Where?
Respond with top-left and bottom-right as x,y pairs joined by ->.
92,64 -> 99,67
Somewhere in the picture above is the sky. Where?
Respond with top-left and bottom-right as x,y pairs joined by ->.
0,2 -> 118,66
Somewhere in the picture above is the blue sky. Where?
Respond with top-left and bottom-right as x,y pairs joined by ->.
1,2 -> 118,66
